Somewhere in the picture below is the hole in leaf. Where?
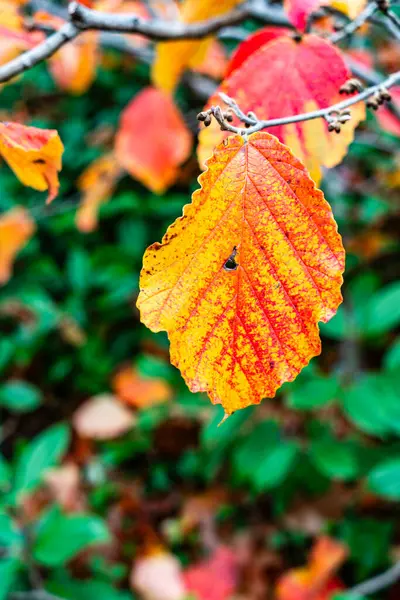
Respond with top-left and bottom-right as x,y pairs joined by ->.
223,246 -> 238,271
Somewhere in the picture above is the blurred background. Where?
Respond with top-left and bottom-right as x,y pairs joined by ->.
1,1 -> 400,599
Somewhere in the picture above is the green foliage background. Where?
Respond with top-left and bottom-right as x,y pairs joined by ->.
1,23 -> 400,600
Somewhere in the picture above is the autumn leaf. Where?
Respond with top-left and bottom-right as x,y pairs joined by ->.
137,133 -> 344,413
131,551 -> 186,600
276,536 -> 347,600
76,153 -> 122,232
0,206 -> 35,284
73,394 -> 135,440
0,1 -> 43,67
284,0 -> 326,31
50,32 -> 98,95
152,0 -> 241,92
198,31 -> 365,182
330,0 -> 367,18
113,364 -> 172,409
376,87 -> 400,137
0,122 -> 64,202
193,40 -> 228,81
183,546 -> 237,600
284,0 -> 366,28
115,87 -> 192,194
225,27 -> 291,78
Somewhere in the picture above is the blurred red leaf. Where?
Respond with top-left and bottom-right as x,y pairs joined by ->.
284,0 -> 325,31
115,87 -> 192,194
183,545 -> 238,600
225,27 -> 291,77
376,87 -> 400,137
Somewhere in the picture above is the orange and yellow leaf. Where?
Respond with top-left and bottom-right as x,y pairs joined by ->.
276,536 -> 347,600
138,133 -> 345,413
115,87 -> 192,194
0,1 -> 43,67
76,153 -> 122,232
0,122 -> 64,202
50,31 -> 98,95
0,207 -> 35,284
198,32 -> 365,183
152,0 -> 241,93
113,365 -> 172,409
330,0 -> 367,18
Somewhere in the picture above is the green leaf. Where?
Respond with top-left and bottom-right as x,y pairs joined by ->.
13,423 -> 70,499
310,440 -> 359,481
0,559 -> 18,600
341,374 -> 400,437
0,380 -> 42,412
232,421 -> 279,485
287,376 -> 339,410
34,513 -> 111,566
0,454 -> 11,493
362,281 -> 400,336
383,337 -> 400,371
66,248 -> 91,293
47,578 -> 133,600
367,458 -> 400,500
0,511 -> 22,548
320,305 -> 348,340
253,441 -> 298,491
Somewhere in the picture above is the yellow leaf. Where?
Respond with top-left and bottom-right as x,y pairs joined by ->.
0,122 -> 64,203
152,0 -> 241,92
137,133 -> 345,413
330,0 -> 367,18
0,207 -> 35,284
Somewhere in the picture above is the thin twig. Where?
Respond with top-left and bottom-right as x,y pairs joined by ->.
210,70 -> 400,135
385,8 -> 400,30
329,2 -> 377,43
348,561 -> 400,596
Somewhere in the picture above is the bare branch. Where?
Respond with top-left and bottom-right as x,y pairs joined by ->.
0,22 -> 79,83
204,70 -> 400,135
329,2 -> 378,43
0,0 -> 288,84
348,560 -> 400,596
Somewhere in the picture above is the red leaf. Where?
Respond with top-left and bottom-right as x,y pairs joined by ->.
284,0 -> 326,31
115,87 -> 192,194
225,27 -> 290,77
199,32 -> 365,182
183,546 -> 238,600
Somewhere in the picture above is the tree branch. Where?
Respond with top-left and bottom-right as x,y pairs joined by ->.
202,70 -> 400,135
348,560 -> 400,596
0,0 -> 288,84
0,22 -> 79,83
329,2 -> 377,43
